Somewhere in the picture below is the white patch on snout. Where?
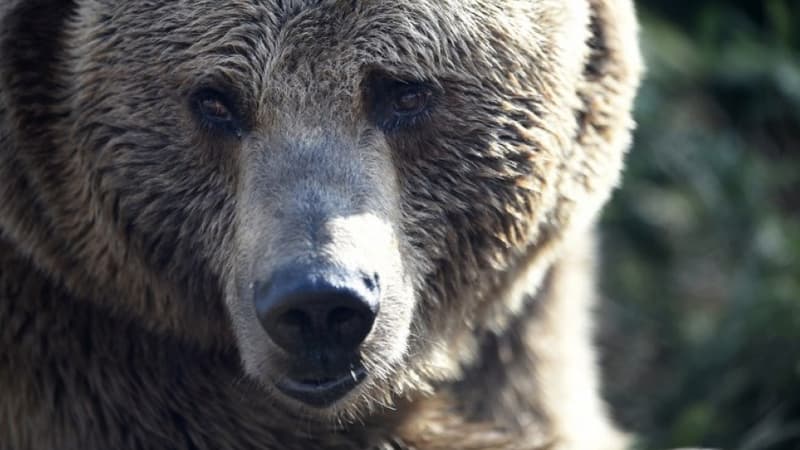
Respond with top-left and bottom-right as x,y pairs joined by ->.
322,213 -> 398,273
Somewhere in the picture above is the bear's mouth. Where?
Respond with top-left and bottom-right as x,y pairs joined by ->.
276,366 -> 367,408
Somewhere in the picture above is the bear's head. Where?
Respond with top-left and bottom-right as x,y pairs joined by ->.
1,0 -> 640,423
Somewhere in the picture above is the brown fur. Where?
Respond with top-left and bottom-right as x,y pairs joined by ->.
0,0 -> 642,448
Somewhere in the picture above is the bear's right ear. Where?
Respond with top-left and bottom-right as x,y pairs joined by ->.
1,0 -> 77,130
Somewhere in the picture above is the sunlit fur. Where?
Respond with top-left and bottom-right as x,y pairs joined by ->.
0,0 -> 641,448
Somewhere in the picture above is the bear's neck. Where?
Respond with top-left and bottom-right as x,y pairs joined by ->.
451,232 -> 623,449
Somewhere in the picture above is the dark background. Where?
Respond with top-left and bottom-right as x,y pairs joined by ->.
599,1 -> 800,448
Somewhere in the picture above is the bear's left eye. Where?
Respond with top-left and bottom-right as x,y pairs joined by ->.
392,85 -> 433,118
365,74 -> 438,133
190,88 -> 242,136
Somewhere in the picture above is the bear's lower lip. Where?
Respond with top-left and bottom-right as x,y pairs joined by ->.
276,367 -> 367,407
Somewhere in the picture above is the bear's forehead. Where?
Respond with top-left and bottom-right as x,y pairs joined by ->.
71,0 -> 572,118
70,1 -> 536,104
114,1 -> 480,47
85,0 -> 544,75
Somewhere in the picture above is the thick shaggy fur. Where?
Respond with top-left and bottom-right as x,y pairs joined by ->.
0,0 -> 642,449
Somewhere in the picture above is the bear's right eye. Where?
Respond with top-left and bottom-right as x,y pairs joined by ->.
190,88 -> 242,137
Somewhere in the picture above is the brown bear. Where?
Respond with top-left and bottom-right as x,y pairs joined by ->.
0,0 -> 642,448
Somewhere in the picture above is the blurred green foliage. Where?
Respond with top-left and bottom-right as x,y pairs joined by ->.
600,1 -> 800,449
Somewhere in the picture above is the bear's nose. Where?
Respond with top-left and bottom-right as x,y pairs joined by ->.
254,265 -> 380,355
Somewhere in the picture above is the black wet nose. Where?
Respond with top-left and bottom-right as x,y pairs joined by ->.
254,265 -> 380,355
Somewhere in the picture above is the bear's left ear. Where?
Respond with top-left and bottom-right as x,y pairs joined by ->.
561,0 -> 642,217
574,0 -> 643,149
0,0 -> 77,130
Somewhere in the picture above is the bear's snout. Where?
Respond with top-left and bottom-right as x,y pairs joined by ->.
253,264 -> 380,406
254,264 -> 380,354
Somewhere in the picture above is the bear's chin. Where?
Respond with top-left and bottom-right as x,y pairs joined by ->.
261,374 -> 385,424
240,342 -> 407,423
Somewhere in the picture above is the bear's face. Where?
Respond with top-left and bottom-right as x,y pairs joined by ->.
63,0 -> 608,421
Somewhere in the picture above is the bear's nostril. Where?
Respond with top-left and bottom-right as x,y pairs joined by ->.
328,306 -> 368,348
328,306 -> 357,327
282,310 -> 309,329
273,309 -> 311,350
